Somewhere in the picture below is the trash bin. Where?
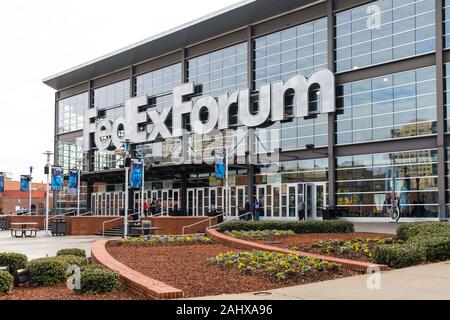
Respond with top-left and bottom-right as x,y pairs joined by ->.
51,219 -> 67,236
0,217 -> 7,231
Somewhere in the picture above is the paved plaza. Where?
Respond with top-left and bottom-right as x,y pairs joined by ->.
0,230 -> 107,259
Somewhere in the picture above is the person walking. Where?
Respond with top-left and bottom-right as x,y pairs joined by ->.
298,201 -> 306,221
143,201 -> 149,218
253,198 -> 261,222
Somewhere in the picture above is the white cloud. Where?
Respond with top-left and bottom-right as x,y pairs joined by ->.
0,0 -> 239,182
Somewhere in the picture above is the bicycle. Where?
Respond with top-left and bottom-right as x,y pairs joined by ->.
388,198 -> 401,222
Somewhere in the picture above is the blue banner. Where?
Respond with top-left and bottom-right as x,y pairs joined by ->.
51,167 -> 64,191
20,175 -> 29,192
129,159 -> 143,189
215,157 -> 225,179
0,173 -> 4,192
68,169 -> 79,190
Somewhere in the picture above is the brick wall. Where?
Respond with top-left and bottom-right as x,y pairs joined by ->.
67,216 -> 124,236
7,216 -> 46,229
142,216 -> 219,235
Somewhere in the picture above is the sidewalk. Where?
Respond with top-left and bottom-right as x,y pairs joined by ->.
0,230 -> 106,260
192,262 -> 450,300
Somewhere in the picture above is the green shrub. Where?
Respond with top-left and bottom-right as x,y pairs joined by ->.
57,248 -> 86,258
75,268 -> 119,294
218,220 -> 354,234
0,253 -> 28,274
28,257 -> 67,287
408,236 -> 450,262
55,255 -> 89,268
80,264 -> 106,272
0,270 -> 14,295
372,244 -> 426,269
397,222 -> 450,241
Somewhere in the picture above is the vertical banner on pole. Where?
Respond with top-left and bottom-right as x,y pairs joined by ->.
68,169 -> 79,191
20,175 -> 29,192
215,156 -> 225,180
0,173 -> 4,192
51,167 -> 64,191
129,159 -> 143,190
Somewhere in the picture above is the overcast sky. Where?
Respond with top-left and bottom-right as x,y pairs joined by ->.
0,0 -> 240,182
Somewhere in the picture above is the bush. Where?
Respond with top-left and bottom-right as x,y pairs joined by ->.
0,270 -> 14,295
28,257 -> 67,287
397,222 -> 450,241
80,264 -> 106,272
408,236 -> 450,262
75,268 -> 119,294
57,249 -> 86,258
218,220 -> 354,234
55,255 -> 89,268
0,253 -> 28,274
372,244 -> 426,269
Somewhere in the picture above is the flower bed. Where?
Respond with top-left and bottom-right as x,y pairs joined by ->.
119,234 -> 214,246
291,237 -> 398,263
223,230 -> 295,240
208,251 -> 339,282
107,243 -> 355,298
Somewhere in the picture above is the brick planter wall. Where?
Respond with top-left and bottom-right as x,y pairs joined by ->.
91,240 -> 184,300
142,216 -> 219,235
207,228 -> 389,273
67,216 -> 124,236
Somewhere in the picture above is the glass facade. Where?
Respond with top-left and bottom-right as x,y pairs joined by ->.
54,0 -> 450,220
444,0 -> 450,48
337,149 -> 438,218
57,93 -> 88,134
57,137 -> 84,172
134,63 -> 182,108
253,18 -> 327,90
187,43 -> 247,98
335,0 -> 435,73
336,66 -> 436,145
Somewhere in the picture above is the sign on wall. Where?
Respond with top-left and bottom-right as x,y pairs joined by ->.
84,69 -> 336,152
20,175 -> 29,192
51,166 -> 64,191
215,157 -> 225,180
129,159 -> 143,190
0,173 -> 4,192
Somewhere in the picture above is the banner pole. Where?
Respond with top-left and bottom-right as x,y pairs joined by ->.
77,169 -> 81,216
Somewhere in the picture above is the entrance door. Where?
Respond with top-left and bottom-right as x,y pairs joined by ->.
196,189 -> 205,216
161,190 -> 169,215
209,188 -> 218,211
236,187 -> 246,217
305,183 -> 327,220
256,186 -> 267,218
187,189 -> 195,216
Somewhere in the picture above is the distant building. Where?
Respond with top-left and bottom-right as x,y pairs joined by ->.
0,180 -> 50,215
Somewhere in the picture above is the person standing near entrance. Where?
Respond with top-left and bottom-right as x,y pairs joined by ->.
150,200 -> 157,216
298,201 -> 306,221
253,198 -> 261,222
244,197 -> 252,221
143,201 -> 149,218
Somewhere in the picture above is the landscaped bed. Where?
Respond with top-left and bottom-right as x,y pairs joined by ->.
1,284 -> 141,301
248,233 -> 396,263
107,240 -> 356,298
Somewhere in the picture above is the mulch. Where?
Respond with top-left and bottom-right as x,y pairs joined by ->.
0,284 -> 142,301
106,243 -> 356,298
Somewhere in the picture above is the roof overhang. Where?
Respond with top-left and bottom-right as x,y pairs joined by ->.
43,0 -> 317,91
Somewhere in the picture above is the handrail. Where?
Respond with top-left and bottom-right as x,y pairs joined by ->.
102,212 -> 142,237
47,210 -> 77,222
207,212 -> 254,231
182,212 -> 226,235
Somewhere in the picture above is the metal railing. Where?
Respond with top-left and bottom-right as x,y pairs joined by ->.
207,212 -> 254,231
102,212 -> 142,237
182,212 -> 226,236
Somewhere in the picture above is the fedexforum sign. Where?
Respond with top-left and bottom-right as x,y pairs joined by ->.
83,69 -> 335,152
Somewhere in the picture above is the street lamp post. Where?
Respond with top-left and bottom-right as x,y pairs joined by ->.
43,151 -> 53,234
28,166 -> 33,215
123,139 -> 131,239
77,161 -> 82,216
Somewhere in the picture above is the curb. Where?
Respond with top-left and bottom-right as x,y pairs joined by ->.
206,228 -> 389,273
91,240 -> 184,300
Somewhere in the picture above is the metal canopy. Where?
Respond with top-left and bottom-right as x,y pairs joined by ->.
43,0 -> 315,90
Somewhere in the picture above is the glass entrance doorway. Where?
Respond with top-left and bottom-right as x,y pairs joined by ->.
256,183 -> 327,220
